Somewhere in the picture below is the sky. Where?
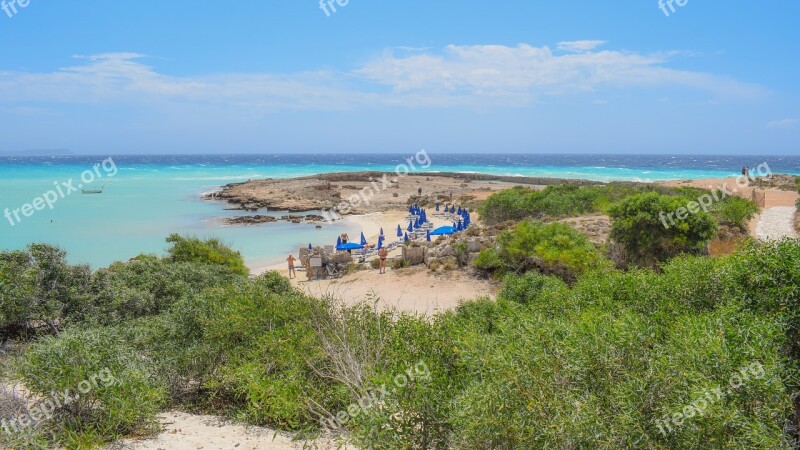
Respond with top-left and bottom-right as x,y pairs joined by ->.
0,1 -> 798,155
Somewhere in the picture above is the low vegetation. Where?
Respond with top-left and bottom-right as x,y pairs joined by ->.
3,184 -> 799,449
474,220 -> 607,281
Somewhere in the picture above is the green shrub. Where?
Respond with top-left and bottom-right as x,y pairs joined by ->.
82,256 -> 246,325
477,183 -> 665,225
0,244 -> 91,337
709,196 -> 759,229
391,258 -> 410,270
17,327 -> 166,448
498,271 -> 569,306
165,234 -> 249,276
609,192 -> 717,267
474,220 -> 606,281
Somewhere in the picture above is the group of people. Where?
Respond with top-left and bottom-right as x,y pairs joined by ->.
285,233 -> 391,280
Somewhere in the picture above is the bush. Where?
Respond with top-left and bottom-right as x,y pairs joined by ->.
474,220 -> 606,281
82,256 -> 246,325
0,244 -> 91,337
16,328 -> 166,448
709,196 -> 759,229
609,192 -> 717,267
477,183 -> 665,225
165,234 -> 249,276
498,271 -> 569,306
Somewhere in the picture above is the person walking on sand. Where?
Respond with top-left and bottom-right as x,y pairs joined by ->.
378,247 -> 389,274
287,254 -> 297,279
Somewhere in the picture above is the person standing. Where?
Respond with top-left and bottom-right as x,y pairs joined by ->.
287,254 -> 296,279
378,247 -> 389,274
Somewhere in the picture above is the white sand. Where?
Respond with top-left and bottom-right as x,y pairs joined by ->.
110,411 -> 350,450
756,206 -> 798,241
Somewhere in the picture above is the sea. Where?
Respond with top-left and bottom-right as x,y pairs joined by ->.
1,153 -> 799,269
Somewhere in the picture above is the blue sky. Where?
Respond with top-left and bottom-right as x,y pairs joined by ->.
0,1 -> 798,155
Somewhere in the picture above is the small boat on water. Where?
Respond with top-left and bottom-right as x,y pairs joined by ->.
82,185 -> 105,194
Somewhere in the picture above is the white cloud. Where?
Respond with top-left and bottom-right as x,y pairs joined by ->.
767,118 -> 800,129
556,40 -> 606,53
0,43 -> 765,114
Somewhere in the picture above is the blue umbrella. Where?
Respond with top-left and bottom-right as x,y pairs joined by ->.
430,226 -> 457,236
360,232 -> 367,246
407,220 -> 414,232
414,218 -> 420,229
426,231 -> 431,241
457,207 -> 462,215
337,242 -> 365,251
337,236 -> 342,247
377,236 -> 384,249
408,205 -> 414,214
308,243 -> 313,250
457,219 -> 463,231
380,227 -> 384,237
450,205 -> 456,213
404,232 -> 409,242
435,204 -> 440,211
397,224 -> 403,237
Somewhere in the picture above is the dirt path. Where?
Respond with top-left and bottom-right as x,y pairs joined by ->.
110,411 -> 349,450
756,207 -> 798,241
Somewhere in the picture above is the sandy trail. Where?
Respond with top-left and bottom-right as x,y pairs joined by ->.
756,206 -> 798,241
109,411 -> 349,450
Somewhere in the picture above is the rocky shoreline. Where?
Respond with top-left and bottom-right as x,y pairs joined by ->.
205,171 -> 600,222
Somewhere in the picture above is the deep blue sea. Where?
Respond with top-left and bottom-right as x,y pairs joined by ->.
2,153 -> 799,269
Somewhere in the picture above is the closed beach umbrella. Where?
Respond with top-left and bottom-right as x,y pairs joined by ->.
435,204 -> 440,211
404,232 -> 409,242
451,205 -> 456,213
308,243 -> 313,250
426,231 -> 431,241
397,224 -> 403,237
409,205 -> 414,214
336,236 -> 342,247
360,232 -> 367,246
457,220 -> 463,231
457,207 -> 462,215
408,220 -> 414,232
380,227 -> 384,237
414,218 -> 420,229
377,236 -> 384,249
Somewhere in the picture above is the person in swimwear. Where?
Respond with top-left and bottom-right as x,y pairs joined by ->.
378,247 -> 389,274
287,254 -> 296,279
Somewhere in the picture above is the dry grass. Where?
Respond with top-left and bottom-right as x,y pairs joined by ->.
708,236 -> 747,257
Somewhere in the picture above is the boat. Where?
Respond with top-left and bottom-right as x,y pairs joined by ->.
81,185 -> 105,194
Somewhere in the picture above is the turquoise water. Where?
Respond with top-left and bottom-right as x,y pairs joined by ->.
2,154 -> 798,269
